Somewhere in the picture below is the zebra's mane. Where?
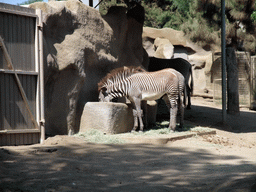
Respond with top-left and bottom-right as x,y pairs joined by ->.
98,66 -> 146,91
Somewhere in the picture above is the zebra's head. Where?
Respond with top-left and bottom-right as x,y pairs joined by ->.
98,85 -> 113,102
98,66 -> 146,102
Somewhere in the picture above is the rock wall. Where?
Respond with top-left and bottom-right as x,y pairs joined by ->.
30,0 -> 148,135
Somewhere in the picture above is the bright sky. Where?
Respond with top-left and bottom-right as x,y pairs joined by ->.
0,0 -> 99,6
0,0 -> 47,5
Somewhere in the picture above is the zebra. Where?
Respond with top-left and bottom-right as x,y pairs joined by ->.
98,66 -> 186,132
149,57 -> 193,109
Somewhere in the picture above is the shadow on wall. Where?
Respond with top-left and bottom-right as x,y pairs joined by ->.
30,0 -> 148,136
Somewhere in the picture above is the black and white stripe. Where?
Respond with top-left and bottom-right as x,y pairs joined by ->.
98,67 -> 185,132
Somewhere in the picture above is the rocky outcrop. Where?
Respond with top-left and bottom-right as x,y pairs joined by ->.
142,27 -> 214,95
30,0 -> 148,135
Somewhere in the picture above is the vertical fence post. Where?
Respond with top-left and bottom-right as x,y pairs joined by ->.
89,0 -> 93,7
36,9 -> 45,144
221,0 -> 227,123
226,47 -> 240,115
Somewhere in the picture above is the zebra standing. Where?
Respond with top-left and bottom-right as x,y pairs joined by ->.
98,66 -> 186,132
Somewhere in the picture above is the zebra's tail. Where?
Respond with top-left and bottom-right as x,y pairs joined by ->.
189,65 -> 194,95
183,80 -> 187,108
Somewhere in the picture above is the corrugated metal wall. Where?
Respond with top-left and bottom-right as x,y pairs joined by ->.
0,6 -> 36,70
0,3 -> 41,146
0,74 -> 37,130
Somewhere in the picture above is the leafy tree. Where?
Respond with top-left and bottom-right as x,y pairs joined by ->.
99,0 -> 256,53
18,0 -> 65,6
141,0 -> 191,29
18,0 -> 43,5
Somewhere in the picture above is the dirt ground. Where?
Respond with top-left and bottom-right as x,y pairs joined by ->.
1,96 -> 256,192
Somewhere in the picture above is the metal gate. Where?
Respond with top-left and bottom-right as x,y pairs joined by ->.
213,51 -> 252,108
251,56 -> 256,109
0,3 -> 44,146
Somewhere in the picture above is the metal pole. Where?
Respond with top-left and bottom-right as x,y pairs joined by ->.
221,0 -> 227,123
89,0 -> 93,7
36,9 -> 45,144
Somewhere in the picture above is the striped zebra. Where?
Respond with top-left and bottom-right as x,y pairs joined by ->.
98,66 -> 186,132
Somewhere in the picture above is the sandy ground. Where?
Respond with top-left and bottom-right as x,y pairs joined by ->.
1,96 -> 256,192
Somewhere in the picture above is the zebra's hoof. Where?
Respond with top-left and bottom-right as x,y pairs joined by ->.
131,130 -> 136,133
139,130 -> 143,133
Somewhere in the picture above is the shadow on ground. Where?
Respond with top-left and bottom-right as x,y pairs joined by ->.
156,99 -> 256,133
1,97 -> 256,192
0,142 -> 256,192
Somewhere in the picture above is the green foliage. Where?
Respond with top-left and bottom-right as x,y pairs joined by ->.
181,15 -> 220,48
172,0 -> 192,14
99,0 -> 256,53
142,0 -> 191,29
18,0 -> 43,5
99,0 -> 127,15
18,0 -> 65,5
251,11 -> 256,22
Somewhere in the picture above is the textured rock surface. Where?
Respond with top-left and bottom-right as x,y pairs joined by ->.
153,37 -> 174,59
30,0 -> 148,135
79,100 -> 157,134
142,27 -> 214,95
79,102 -> 134,134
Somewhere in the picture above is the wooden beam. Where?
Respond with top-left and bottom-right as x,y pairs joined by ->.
0,129 -> 40,134
0,7 -> 37,18
0,69 -> 39,75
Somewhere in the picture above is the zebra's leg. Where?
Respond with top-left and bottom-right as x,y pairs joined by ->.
162,95 -> 176,132
170,101 -> 178,132
163,94 -> 178,132
132,109 -> 138,132
132,98 -> 144,132
178,96 -> 184,130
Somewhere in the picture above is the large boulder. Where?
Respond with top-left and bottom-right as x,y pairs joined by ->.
30,0 -> 148,135
154,37 -> 174,59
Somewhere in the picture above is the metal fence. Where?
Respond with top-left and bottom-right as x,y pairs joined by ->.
0,3 -> 44,146
213,51 -> 254,108
251,56 -> 256,109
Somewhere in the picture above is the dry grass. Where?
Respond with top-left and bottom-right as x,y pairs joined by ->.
75,121 -> 214,144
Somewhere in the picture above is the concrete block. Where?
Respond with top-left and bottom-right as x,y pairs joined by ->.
79,100 -> 158,134
79,102 -> 134,134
